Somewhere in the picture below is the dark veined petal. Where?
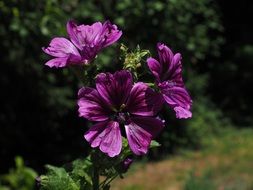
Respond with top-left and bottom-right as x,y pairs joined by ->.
147,57 -> 161,81
157,43 -> 173,69
150,43 -> 183,84
42,37 -> 80,58
126,82 -> 164,116
101,21 -> 122,47
130,116 -> 165,138
159,81 -> 192,119
78,87 -> 110,121
96,70 -> 133,109
84,121 -> 122,157
164,52 -> 183,84
125,121 -> 151,155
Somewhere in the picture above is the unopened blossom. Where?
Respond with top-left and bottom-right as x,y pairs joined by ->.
147,43 -> 192,119
78,70 -> 164,157
42,20 -> 122,68
121,157 -> 133,172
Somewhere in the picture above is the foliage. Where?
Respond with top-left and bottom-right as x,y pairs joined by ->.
39,139 -> 160,190
209,44 -> 253,125
0,156 -> 37,190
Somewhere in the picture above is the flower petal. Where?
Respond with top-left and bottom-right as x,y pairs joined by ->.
165,52 -> 183,84
44,57 -> 68,68
80,22 -> 104,45
66,21 -> 83,50
78,87 -> 110,121
84,121 -> 108,144
157,43 -> 174,69
42,37 -> 80,58
84,121 -> 122,157
99,121 -> 122,157
159,82 -> 192,118
126,82 -> 163,116
174,106 -> 192,119
147,57 -> 161,81
131,116 -> 165,138
102,21 -> 122,47
125,120 -> 152,155
67,21 -> 104,49
96,70 -> 133,109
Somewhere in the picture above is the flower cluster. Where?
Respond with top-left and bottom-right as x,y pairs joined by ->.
43,20 -> 192,158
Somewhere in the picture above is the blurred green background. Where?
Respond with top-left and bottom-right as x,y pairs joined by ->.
0,0 -> 252,189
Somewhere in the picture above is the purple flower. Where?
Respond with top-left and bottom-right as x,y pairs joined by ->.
78,70 -> 164,157
42,20 -> 122,68
147,43 -> 192,119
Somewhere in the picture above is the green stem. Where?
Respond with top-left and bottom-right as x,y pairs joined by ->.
99,172 -> 119,190
103,174 -> 118,188
93,166 -> 99,190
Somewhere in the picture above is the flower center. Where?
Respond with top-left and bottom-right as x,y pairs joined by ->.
116,112 -> 130,124
117,112 -> 126,124
111,104 -> 130,125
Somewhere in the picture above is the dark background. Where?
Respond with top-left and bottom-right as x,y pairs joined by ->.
0,0 -> 252,174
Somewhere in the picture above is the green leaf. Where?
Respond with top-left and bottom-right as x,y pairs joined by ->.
40,165 -> 80,190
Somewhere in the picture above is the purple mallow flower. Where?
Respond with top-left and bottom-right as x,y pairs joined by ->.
42,20 -> 122,68
78,70 -> 164,157
147,43 -> 192,119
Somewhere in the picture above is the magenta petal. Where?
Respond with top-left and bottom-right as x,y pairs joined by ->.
125,121 -> 152,155
83,22 -> 103,44
78,87 -> 110,121
102,21 -> 122,47
148,43 -> 183,84
67,21 -> 103,50
66,21 -> 83,50
157,43 -> 174,67
165,53 -> 183,84
174,106 -> 192,119
84,121 -> 122,157
161,84 -> 192,108
131,116 -> 165,138
159,81 -> 192,118
96,70 -> 133,109
44,57 -> 68,68
84,121 -> 107,144
42,37 -> 80,58
147,57 -> 161,81
99,121 -> 122,157
126,82 -> 163,116
66,20 -> 121,63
